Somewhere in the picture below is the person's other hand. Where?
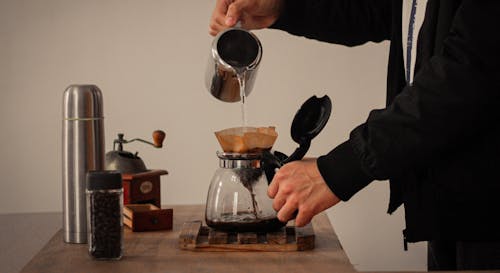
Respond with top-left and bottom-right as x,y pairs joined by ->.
268,158 -> 341,227
209,0 -> 284,36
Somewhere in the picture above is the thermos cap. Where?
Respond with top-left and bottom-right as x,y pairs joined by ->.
63,84 -> 103,119
86,170 -> 122,190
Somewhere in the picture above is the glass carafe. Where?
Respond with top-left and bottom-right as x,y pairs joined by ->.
205,152 -> 285,232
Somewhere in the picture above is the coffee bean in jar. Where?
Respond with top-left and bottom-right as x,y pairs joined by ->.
86,170 -> 123,260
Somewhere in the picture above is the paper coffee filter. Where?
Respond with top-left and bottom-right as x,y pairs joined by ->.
215,126 -> 278,153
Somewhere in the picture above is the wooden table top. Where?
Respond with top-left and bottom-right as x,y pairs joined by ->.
20,204 -> 356,273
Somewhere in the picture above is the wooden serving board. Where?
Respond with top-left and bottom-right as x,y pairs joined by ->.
178,220 -> 315,252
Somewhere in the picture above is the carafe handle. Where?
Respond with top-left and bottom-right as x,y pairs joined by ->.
261,150 -> 300,222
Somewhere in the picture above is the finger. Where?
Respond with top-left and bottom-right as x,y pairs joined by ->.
294,207 -> 314,227
272,192 -> 286,212
209,0 -> 231,35
209,19 -> 227,36
267,177 -> 279,198
213,15 -> 226,27
216,0 -> 231,13
267,167 -> 287,197
225,0 -> 251,26
277,199 -> 298,223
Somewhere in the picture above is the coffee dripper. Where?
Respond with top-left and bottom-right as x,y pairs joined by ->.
205,96 -> 332,232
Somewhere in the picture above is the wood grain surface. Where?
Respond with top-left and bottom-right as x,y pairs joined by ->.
20,205 -> 355,273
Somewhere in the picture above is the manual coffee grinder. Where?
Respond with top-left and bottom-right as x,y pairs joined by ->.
105,130 -> 168,208
105,130 -> 173,231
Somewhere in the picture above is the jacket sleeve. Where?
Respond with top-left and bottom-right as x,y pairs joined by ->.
270,0 -> 393,46
317,1 -> 500,201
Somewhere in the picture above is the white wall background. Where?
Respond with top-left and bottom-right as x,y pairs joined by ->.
0,0 -> 426,271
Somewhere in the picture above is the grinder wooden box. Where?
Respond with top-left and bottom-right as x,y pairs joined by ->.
121,169 -> 168,208
123,204 -> 173,231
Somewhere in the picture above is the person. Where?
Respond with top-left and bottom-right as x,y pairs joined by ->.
209,0 -> 500,271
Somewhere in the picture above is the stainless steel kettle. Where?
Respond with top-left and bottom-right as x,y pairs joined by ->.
205,24 -> 262,102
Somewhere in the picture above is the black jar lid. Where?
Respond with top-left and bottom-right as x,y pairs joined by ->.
86,170 -> 122,190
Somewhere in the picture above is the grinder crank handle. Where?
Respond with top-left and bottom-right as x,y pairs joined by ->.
152,130 -> 166,148
113,130 -> 166,150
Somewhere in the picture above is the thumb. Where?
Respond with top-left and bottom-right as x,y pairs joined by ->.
225,0 -> 250,26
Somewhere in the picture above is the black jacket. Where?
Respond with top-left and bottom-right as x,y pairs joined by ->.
271,0 -> 500,242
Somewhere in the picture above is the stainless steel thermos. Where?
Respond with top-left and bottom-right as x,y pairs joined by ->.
63,84 -> 105,244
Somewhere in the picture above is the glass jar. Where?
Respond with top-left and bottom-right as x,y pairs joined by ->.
205,152 -> 285,232
86,170 -> 123,260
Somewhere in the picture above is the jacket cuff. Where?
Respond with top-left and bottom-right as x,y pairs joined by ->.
317,141 -> 373,201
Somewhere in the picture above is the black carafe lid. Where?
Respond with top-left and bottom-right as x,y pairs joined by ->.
262,95 -> 332,182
